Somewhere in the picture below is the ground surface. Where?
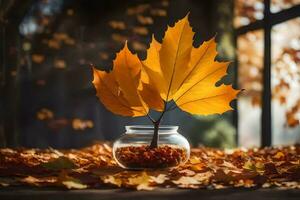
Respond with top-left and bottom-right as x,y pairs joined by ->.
0,187 -> 299,200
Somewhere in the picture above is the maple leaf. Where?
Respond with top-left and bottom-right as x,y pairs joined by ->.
142,14 -> 240,115
92,43 -> 163,117
93,14 -> 239,118
1,144 -> 300,190
92,13 -> 240,149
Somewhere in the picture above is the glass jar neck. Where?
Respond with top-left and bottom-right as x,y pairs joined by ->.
125,125 -> 178,134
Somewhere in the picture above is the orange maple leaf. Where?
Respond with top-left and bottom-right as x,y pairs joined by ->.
92,43 -> 163,116
92,14 -> 240,117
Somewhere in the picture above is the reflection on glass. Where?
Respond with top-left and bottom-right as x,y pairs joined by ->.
271,17 -> 300,145
271,0 -> 300,13
234,0 -> 264,28
237,30 -> 264,147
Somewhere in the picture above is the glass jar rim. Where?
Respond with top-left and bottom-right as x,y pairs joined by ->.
125,125 -> 178,134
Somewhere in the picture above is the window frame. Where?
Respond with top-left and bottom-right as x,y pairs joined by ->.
234,0 -> 300,146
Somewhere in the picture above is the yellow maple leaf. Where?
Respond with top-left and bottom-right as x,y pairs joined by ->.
92,13 -> 240,118
142,14 -> 194,100
142,14 -> 240,115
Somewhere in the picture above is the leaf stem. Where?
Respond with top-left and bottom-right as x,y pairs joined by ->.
149,102 -> 167,148
146,113 -> 155,123
149,120 -> 161,148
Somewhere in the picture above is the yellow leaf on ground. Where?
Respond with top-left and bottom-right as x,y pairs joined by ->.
62,180 -> 87,189
101,175 -> 122,187
150,174 -> 168,184
127,172 -> 154,190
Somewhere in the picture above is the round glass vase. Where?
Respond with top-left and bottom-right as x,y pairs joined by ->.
113,125 -> 190,169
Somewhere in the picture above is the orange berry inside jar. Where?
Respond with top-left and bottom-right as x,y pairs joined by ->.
113,125 -> 190,169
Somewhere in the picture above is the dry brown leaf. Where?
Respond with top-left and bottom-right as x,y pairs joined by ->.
127,172 -> 154,190
0,144 -> 299,190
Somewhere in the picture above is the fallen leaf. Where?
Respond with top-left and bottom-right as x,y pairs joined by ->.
0,177 -> 18,187
57,171 -> 87,189
150,174 -> 168,184
0,144 -> 299,190
62,180 -> 87,189
172,176 -> 200,188
41,156 -> 76,170
127,172 -> 154,190
243,160 -> 256,171
273,152 -> 285,159
21,176 -> 56,187
101,175 -> 122,187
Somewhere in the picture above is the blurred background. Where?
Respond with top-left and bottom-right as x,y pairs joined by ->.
0,0 -> 299,149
